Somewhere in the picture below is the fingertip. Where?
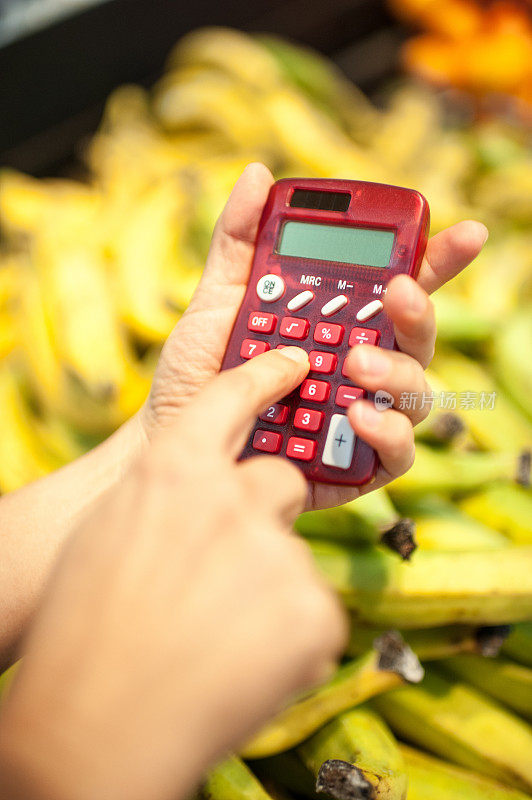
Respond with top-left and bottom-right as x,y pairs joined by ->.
348,399 -> 382,433
385,273 -> 430,319
278,346 -> 310,367
448,220 -> 489,256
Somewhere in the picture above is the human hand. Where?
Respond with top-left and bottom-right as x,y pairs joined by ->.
141,163 -> 488,509
0,347 -> 346,800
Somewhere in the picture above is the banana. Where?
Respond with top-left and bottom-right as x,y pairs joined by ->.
491,307 -> 532,422
402,744 -> 531,800
310,540 -> 532,627
295,488 -> 417,560
438,654 -> 532,721
388,443 -> 529,498
202,755 -> 274,800
393,495 -> 509,551
241,639 -> 423,759
249,752 -> 318,799
459,485 -> 532,545
430,348 -> 532,453
298,705 -> 407,800
502,624 -> 532,668
347,624 -> 511,661
431,290 -> 494,344
372,669 -> 532,792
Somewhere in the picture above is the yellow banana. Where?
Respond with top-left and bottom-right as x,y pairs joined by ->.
298,705 -> 407,800
373,669 -> 532,792
459,484 -> 532,545
203,755 -> 274,800
438,654 -> 532,721
310,541 -> 532,627
491,307 -> 532,422
242,639 -> 422,759
402,744 -> 531,800
295,488 -> 417,560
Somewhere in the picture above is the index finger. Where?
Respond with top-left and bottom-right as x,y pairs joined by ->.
179,347 -> 310,456
417,220 -> 489,295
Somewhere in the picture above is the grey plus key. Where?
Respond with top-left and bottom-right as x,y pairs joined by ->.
322,414 -> 356,470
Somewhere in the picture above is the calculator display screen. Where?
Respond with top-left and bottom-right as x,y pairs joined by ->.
277,221 -> 395,268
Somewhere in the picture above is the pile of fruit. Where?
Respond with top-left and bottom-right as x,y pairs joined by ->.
0,26 -> 531,800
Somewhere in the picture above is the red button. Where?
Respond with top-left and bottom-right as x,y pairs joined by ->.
248,312 -> 276,334
259,403 -> 289,425
309,350 -> 337,374
241,339 -> 270,359
253,429 -> 282,454
300,379 -> 330,403
336,385 -> 365,408
287,436 -> 317,461
314,322 -> 344,346
280,316 -> 310,340
349,327 -> 380,347
294,408 -> 324,432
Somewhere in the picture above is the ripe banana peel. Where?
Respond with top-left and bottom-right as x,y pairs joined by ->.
402,744 -> 531,800
437,654 -> 532,721
241,640 -> 422,759
459,484 -> 532,545
298,706 -> 407,800
310,540 -> 532,627
202,755 -> 274,800
372,670 -> 532,792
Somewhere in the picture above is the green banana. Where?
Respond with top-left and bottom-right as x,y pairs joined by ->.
491,307 -> 532,422
241,639 -> 423,759
432,291 -> 494,345
347,624 -> 510,661
459,485 -> 532,545
430,348 -> 532,453
372,669 -> 532,792
502,624 -> 532,668
249,752 -> 318,799
295,488 -> 417,560
402,744 -> 531,800
388,443 -> 529,498
298,705 -> 407,800
202,755 -> 274,800
437,654 -> 532,721
310,540 -> 532,627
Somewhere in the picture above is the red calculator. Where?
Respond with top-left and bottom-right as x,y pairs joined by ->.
221,178 -> 430,486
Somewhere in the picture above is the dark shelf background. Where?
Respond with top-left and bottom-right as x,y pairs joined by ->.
0,0 -> 402,174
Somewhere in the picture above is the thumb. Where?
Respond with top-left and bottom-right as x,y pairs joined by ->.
179,347 -> 309,456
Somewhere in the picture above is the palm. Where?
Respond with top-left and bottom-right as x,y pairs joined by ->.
143,164 -> 487,511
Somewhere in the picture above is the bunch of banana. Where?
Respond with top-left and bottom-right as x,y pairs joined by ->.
0,23 -> 531,800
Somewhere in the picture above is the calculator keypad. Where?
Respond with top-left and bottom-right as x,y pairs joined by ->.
314,322 -> 344,346
280,317 -> 310,340
240,339 -> 270,359
253,430 -> 282,453
300,379 -> 330,403
286,437 -> 316,461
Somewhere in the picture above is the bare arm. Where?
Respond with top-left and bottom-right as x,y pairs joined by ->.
0,414 -> 146,669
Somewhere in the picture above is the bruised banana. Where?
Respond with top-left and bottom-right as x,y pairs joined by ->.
387,443 -> 529,498
430,348 -> 532,453
295,488 -> 417,560
310,540 -> 532,627
402,744 -> 531,800
298,705 -> 407,800
437,654 -> 532,721
241,638 -> 423,759
202,755 -> 274,800
372,669 -> 532,793
459,484 -> 532,545
502,624 -> 532,669
347,624 -> 510,662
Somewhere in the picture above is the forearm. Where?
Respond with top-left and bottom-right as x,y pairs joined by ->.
0,413 -> 147,669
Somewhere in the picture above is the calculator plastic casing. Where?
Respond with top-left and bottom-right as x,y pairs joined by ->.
220,178 -> 430,486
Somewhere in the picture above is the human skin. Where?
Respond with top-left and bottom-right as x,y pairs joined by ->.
0,162 -> 488,670
0,347 -> 347,800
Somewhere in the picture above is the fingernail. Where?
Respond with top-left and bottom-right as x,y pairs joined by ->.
279,346 -> 309,365
357,402 -> 381,429
355,347 -> 389,377
480,224 -> 489,246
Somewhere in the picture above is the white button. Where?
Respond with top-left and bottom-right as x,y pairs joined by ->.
322,414 -> 356,470
356,300 -> 383,322
287,290 -> 314,312
256,274 -> 285,303
321,295 -> 348,317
